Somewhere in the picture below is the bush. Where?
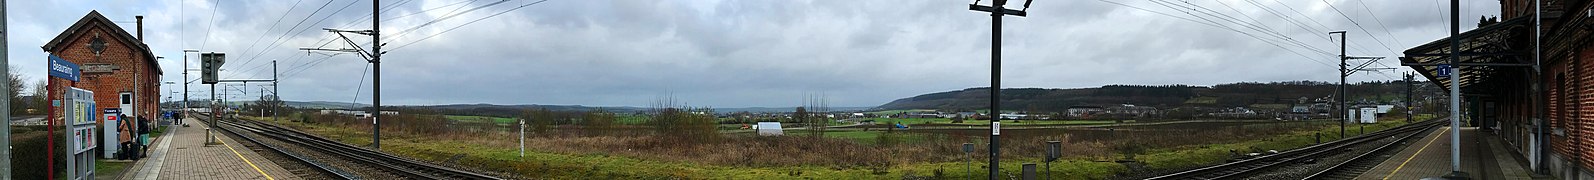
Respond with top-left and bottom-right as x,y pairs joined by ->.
11,128 -> 66,179
648,107 -> 719,143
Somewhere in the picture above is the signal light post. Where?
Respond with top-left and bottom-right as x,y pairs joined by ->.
969,0 -> 1030,178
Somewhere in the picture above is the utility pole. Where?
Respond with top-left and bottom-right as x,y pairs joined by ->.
1406,72 -> 1414,123
371,0 -> 383,150
272,60 -> 278,123
0,0 -> 12,177
969,0 -> 1030,178
1447,0 -> 1464,176
184,49 -> 198,125
1328,31 -> 1386,138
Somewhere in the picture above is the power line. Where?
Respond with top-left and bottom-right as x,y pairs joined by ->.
383,0 -> 475,22
236,0 -> 306,66
1356,0 -> 1403,47
1180,0 -> 1333,55
199,0 -> 222,50
1148,0 -> 1333,59
350,63 -> 371,109
390,0 -> 552,51
232,0 -> 365,79
1321,0 -> 1399,55
382,0 -> 513,42
1100,0 -> 1332,66
282,54 -> 340,79
1433,0 -> 1447,34
226,0 -> 337,79
1256,0 -> 1380,55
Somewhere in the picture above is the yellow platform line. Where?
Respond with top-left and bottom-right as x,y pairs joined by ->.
216,136 -> 277,180
1384,126 -> 1449,180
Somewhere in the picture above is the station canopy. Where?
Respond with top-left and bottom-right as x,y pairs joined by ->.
1400,16 -> 1530,93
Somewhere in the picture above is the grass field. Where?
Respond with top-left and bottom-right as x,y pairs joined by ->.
444,115 -> 517,124
257,113 -> 1437,179
617,115 -> 649,125
862,117 -> 1124,126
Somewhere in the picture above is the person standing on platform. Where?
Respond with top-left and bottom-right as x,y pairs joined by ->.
137,116 -> 150,157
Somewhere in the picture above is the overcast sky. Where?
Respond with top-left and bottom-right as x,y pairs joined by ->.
7,0 -> 1501,108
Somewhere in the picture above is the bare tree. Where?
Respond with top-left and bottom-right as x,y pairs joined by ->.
31,79 -> 46,115
8,67 -> 26,115
800,93 -> 830,138
583,108 -> 616,136
649,96 -> 718,143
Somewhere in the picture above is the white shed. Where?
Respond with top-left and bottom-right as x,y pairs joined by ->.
1359,108 -> 1378,124
756,122 -> 784,136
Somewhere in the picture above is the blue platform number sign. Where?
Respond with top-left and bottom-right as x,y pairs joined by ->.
49,54 -> 81,82
1436,64 -> 1452,77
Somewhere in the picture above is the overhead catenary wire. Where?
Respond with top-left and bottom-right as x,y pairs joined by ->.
1145,0 -> 1333,65
1174,0 -> 1334,55
1252,0 -> 1380,55
199,0 -> 222,50
235,0 -> 307,67
1321,0 -> 1399,55
224,0 -> 341,79
381,0 -> 514,42
1356,0 -> 1403,47
230,0 -> 364,79
1097,0 -> 1333,66
1213,0 -> 1333,54
389,0 -> 552,51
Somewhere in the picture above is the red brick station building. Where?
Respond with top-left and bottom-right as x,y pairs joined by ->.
1400,0 -> 1594,178
42,11 -> 162,144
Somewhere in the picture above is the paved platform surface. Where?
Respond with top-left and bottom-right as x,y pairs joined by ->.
1355,126 -> 1538,180
121,118 -> 299,180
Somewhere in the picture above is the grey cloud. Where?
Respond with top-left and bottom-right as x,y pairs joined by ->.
7,0 -> 1503,108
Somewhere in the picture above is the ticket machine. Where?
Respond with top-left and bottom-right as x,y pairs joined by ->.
102,108 -> 120,158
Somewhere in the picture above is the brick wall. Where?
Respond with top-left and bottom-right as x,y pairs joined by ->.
44,19 -> 160,143
1579,45 -> 1594,169
1548,43 -> 1594,172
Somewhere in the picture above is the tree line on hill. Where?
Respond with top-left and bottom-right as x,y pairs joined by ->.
875,80 -> 1443,114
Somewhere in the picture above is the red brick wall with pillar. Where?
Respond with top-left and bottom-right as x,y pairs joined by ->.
44,17 -> 159,143
1577,45 -> 1594,169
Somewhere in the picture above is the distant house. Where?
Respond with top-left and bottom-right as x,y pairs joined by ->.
1291,105 -> 1312,113
1207,107 -> 1259,118
905,113 -> 941,118
1106,104 -> 1158,117
320,109 -> 398,117
1066,106 -> 1105,117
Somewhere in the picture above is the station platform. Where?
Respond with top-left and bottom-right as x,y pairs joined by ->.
1354,126 -> 1543,180
119,118 -> 298,180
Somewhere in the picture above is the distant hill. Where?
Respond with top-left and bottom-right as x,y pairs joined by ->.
287,101 -> 369,109
876,80 -> 1436,111
713,107 -> 874,113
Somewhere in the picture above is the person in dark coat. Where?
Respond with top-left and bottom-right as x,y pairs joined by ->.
138,116 -> 151,157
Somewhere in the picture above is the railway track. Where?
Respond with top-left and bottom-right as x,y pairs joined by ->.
1303,121 -> 1442,180
1145,118 -> 1445,180
201,113 -> 502,180
197,113 -> 351,180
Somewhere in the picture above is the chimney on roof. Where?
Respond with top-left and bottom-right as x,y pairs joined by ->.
136,15 -> 144,41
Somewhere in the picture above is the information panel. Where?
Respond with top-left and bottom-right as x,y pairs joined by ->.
64,87 -> 96,179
